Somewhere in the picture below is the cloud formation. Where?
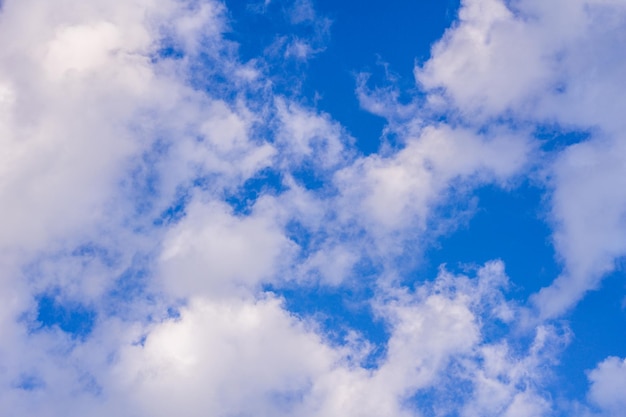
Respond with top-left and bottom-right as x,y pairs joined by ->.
415,0 -> 626,318
0,0 -> 625,416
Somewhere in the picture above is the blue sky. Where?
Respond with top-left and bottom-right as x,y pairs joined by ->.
1,0 -> 626,416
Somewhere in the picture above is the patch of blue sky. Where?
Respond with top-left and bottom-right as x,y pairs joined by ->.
289,162 -> 330,190
556,268 -> 626,401
407,377 -> 473,417
225,167 -> 285,214
265,281 -> 388,368
534,124 -> 593,152
303,0 -> 459,148
272,230 -> 389,368
153,191 -> 189,226
224,0 -> 460,154
154,42 -> 186,61
421,182 -> 558,299
35,293 -> 97,339
12,374 -> 46,392
313,0 -> 460,72
284,218 -> 312,250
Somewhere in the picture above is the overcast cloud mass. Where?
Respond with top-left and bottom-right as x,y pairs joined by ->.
0,0 -> 625,416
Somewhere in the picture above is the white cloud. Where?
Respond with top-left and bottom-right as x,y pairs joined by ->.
113,296 -> 336,417
0,0 -> 240,255
0,0 -> 283,410
275,98 -> 352,170
416,0 -> 557,119
587,356 -> 626,416
158,198 -> 296,298
334,124 -> 531,243
107,263 -> 562,417
289,0 -> 316,24
533,135 -> 626,318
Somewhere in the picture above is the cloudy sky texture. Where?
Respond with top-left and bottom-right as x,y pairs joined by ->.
0,0 -> 625,415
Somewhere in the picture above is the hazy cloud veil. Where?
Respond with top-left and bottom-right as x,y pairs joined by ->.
0,0 -> 625,416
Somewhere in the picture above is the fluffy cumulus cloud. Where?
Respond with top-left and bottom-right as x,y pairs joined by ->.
0,262 -> 565,417
0,0 -> 625,416
587,356 -> 626,416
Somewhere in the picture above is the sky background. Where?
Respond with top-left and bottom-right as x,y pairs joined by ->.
1,0 -> 626,416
